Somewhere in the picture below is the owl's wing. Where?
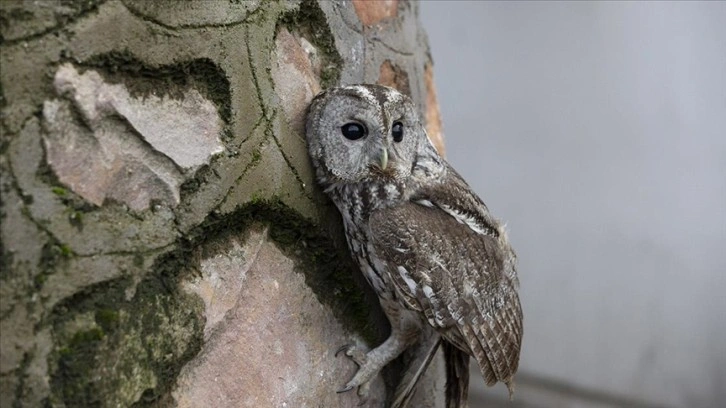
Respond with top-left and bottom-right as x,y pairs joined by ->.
369,166 -> 522,390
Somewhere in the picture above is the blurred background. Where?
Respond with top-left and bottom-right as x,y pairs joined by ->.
420,2 -> 726,408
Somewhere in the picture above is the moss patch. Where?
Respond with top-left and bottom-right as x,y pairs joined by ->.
34,239 -> 73,291
69,51 -> 233,200
77,51 -> 232,124
54,328 -> 106,407
178,163 -> 214,200
0,0 -> 103,46
36,155 -> 97,223
48,256 -> 204,407
277,0 -> 343,89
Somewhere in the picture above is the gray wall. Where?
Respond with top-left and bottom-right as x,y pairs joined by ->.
420,2 -> 726,407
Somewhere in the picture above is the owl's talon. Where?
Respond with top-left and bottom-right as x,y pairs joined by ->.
337,385 -> 354,394
357,381 -> 371,404
335,344 -> 351,357
336,343 -> 374,400
336,344 -> 368,366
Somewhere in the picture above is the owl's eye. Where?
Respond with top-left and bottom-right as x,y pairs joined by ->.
341,122 -> 367,140
392,121 -> 404,143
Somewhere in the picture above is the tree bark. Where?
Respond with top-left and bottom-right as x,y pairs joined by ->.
0,1 -> 445,406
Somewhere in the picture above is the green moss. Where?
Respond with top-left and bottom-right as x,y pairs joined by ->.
78,51 -> 232,124
0,232 -> 12,282
249,191 -> 263,204
179,164 -> 214,199
94,309 -> 120,332
51,187 -> 67,196
70,327 -> 105,345
251,148 -> 262,164
277,0 -> 343,89
54,327 -> 106,407
58,244 -> 73,258
33,272 -> 48,288
12,352 -> 34,408
68,210 -> 83,230
0,7 -> 34,24
34,239 -> 72,290
39,162 -> 97,219
48,258 -> 204,407
58,0 -> 103,20
132,253 -> 144,268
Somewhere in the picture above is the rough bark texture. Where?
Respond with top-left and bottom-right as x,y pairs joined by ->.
0,0 -> 445,406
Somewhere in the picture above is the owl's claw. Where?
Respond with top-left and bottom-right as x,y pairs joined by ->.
336,343 -> 372,401
357,383 -> 371,405
337,385 -> 354,394
335,344 -> 368,366
335,344 -> 351,357
337,379 -> 370,401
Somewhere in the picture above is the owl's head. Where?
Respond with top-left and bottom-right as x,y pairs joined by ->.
306,84 -> 428,186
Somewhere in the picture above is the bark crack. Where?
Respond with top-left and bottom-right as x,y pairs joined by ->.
268,111 -> 314,202
0,0 -> 108,46
119,0 -> 264,31
370,37 -> 415,57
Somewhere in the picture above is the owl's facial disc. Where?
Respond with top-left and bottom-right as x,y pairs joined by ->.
306,84 -> 424,185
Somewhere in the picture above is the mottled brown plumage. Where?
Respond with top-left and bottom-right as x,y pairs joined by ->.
306,84 -> 522,407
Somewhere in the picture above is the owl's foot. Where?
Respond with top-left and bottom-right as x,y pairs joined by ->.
336,344 -> 368,366
335,328 -> 416,402
335,344 -> 372,401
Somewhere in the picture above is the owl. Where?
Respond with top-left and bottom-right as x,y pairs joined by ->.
305,84 -> 522,407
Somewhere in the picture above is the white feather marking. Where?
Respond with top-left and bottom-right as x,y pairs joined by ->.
439,204 -> 488,236
447,304 -> 462,322
463,279 -> 475,298
415,199 -> 434,208
343,85 -> 377,105
368,184 -> 379,199
384,183 -> 398,197
430,254 -> 450,275
383,86 -> 404,103
422,284 -> 445,325
397,266 -> 418,294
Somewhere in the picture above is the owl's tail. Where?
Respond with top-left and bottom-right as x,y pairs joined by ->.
444,341 -> 470,408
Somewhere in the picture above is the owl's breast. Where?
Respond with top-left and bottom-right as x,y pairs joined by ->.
340,215 -> 393,301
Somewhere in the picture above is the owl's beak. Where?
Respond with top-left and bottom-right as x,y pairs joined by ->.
379,147 -> 389,170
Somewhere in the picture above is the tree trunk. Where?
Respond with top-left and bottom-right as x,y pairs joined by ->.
0,0 -> 445,406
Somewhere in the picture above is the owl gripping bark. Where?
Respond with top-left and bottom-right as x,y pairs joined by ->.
306,85 -> 523,407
